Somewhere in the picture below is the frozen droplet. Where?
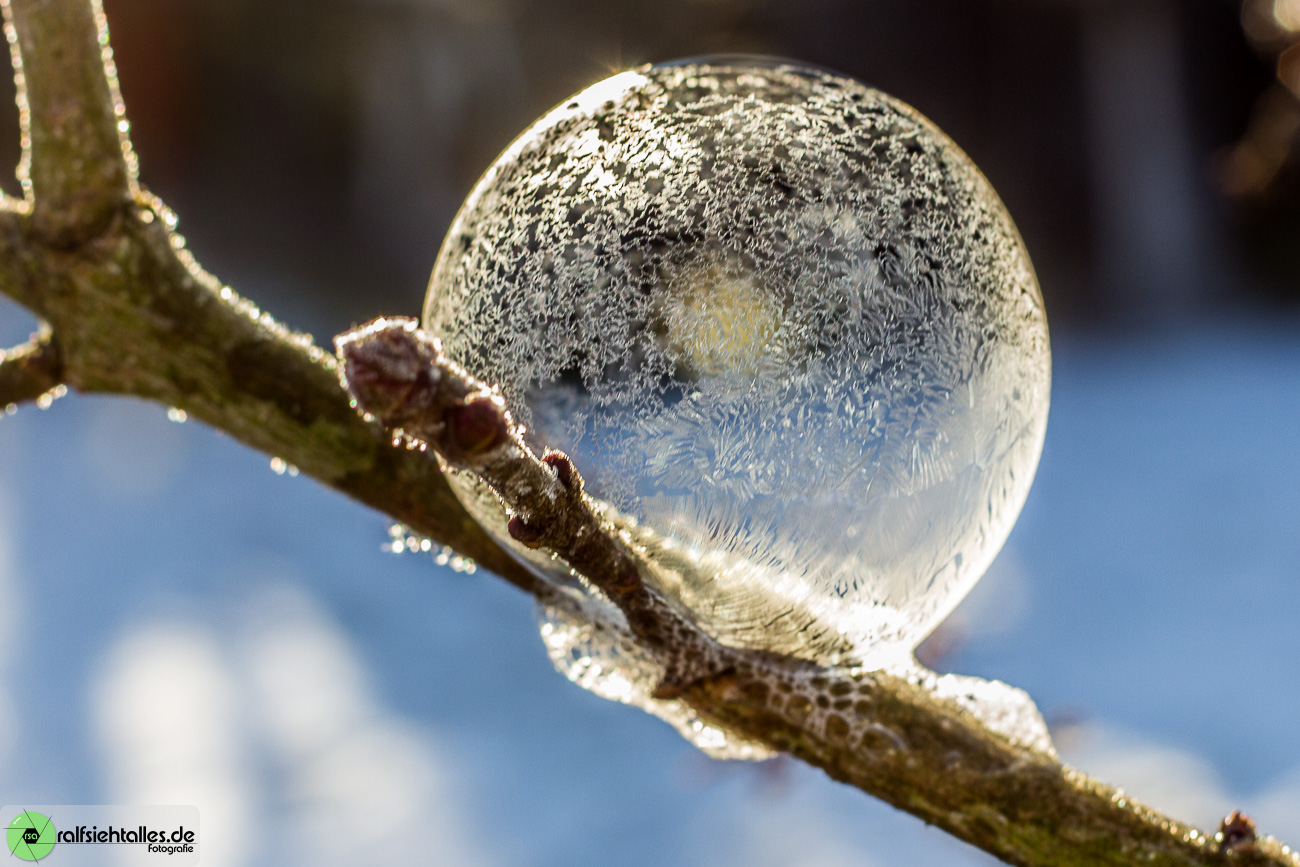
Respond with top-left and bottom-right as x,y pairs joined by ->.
268,457 -> 299,477
384,524 -> 476,573
425,59 -> 1050,750
35,384 -> 67,410
384,523 -> 410,554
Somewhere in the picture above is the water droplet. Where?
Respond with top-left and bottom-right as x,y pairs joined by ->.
167,407 -> 188,423
35,384 -> 67,410
383,523 -> 475,572
266,457 -> 301,476
427,58 -> 1050,748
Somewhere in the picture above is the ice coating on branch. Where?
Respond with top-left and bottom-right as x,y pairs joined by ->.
911,664 -> 1055,755
538,597 -> 774,761
424,59 -> 1051,753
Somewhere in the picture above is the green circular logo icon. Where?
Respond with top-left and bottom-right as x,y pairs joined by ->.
6,811 -> 55,861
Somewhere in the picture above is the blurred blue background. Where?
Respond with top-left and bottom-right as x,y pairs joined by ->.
3,0 -> 1300,864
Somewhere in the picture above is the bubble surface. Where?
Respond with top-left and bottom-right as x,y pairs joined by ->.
424,59 -> 1050,748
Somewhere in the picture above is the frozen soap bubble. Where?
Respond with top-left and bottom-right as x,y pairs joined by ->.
424,58 -> 1050,749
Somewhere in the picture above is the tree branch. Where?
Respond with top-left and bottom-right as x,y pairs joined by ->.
0,322 -> 62,406
334,319 -> 1296,867
0,2 -> 1295,866
4,0 -> 133,242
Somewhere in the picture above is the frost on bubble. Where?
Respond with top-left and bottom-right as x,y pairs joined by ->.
424,59 -> 1052,755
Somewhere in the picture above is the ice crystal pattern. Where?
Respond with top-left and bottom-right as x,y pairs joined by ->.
425,60 -> 1050,753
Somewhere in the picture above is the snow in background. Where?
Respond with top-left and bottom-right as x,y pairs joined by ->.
2,295 -> 1300,865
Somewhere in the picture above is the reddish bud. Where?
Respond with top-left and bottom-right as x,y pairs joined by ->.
542,451 -> 578,489
448,396 -> 508,456
610,562 -> 641,595
334,318 -> 439,424
1218,810 -> 1257,854
507,515 -> 545,548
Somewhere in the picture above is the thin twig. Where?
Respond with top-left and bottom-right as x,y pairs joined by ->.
334,317 -> 1298,867
336,317 -> 734,694
0,324 -> 62,407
